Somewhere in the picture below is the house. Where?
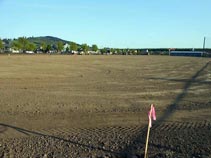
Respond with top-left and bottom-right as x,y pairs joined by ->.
71,50 -> 78,54
11,49 -> 20,53
3,40 -> 12,52
35,48 -> 44,54
26,51 -> 34,54
88,50 -> 99,55
79,51 -> 85,55
63,43 -> 70,52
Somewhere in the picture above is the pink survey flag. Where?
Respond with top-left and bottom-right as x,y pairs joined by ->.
148,104 -> 156,128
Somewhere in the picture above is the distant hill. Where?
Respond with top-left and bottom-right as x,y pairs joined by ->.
27,36 -> 72,46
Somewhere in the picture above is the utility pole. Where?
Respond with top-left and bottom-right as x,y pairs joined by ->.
203,37 -> 206,50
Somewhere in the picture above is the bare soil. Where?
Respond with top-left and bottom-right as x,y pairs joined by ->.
0,55 -> 211,158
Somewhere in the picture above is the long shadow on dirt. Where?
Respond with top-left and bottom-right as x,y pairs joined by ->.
117,61 -> 211,157
0,123 -> 120,155
0,123 -> 181,157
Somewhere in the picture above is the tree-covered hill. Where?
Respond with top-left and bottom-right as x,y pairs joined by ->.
27,36 -> 71,46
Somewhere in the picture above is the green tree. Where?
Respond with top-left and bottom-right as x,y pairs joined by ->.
81,43 -> 89,53
57,41 -> 63,53
41,42 -> 47,52
115,48 -> 120,54
122,49 -> 127,55
11,40 -> 21,50
110,48 -> 115,54
70,42 -> 78,51
137,50 -> 141,55
0,39 -> 3,51
101,48 -> 107,54
91,44 -> 98,52
27,43 -> 36,51
65,46 -> 69,52
17,37 -> 29,52
46,45 -> 52,53
132,49 -> 138,55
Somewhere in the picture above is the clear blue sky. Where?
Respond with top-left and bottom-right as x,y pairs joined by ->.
1,0 -> 211,48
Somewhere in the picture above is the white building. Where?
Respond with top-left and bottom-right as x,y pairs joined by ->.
63,43 -> 70,52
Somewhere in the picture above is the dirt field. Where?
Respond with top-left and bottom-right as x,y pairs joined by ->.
0,55 -> 211,158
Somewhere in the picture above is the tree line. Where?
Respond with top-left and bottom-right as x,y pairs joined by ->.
0,37 -> 144,55
1,37 -> 211,56
0,37 -> 99,54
